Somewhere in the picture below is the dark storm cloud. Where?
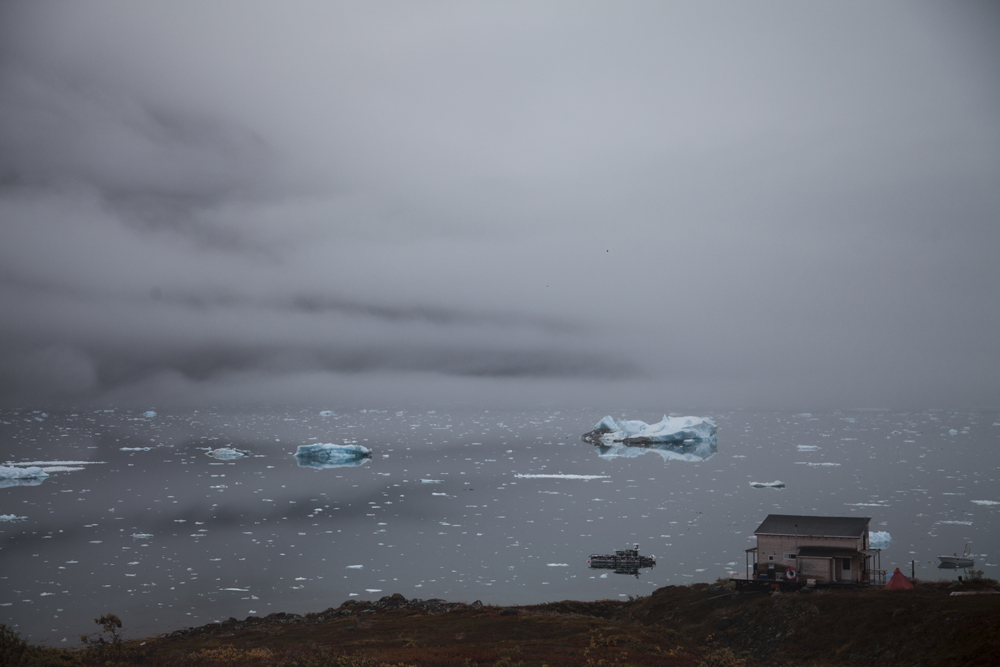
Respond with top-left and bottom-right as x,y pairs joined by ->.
0,1 -> 998,409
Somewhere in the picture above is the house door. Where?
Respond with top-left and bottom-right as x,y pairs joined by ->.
842,558 -> 851,581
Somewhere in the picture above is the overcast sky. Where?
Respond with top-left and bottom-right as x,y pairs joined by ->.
1,1 -> 998,410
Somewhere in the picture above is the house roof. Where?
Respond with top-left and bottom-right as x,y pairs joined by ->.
754,514 -> 870,538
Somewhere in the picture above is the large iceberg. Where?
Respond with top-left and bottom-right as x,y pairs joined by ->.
869,531 -> 891,548
294,443 -> 372,469
583,415 -> 717,445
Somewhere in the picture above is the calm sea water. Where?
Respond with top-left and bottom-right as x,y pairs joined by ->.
1,407 -> 997,644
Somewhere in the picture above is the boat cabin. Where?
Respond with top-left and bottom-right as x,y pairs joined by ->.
743,514 -> 885,587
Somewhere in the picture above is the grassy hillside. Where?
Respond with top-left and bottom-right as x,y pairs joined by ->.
6,579 -> 999,667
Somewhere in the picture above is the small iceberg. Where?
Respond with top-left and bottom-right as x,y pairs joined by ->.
0,465 -> 49,488
796,445 -> 820,451
583,415 -> 717,445
869,531 -> 891,547
319,410 -> 335,417
750,481 -> 785,489
0,514 -> 28,522
206,448 -> 249,460
143,411 -> 157,418
131,533 -> 154,540
294,443 -> 372,469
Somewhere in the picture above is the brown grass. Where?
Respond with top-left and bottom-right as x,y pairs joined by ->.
9,578 -> 1000,667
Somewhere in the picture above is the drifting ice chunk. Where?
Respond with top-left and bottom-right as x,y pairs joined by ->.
583,415 -> 716,445
869,531 -> 891,547
294,443 -> 371,469
797,445 -> 820,451
749,481 -> 785,488
319,411 -> 335,417
206,448 -> 249,460
143,411 -> 157,418
131,533 -> 154,540
0,514 -> 28,522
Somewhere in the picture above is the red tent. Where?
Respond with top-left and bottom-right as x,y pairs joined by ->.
883,567 -> 915,590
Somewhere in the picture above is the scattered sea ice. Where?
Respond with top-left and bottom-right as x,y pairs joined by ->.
346,565 -> 363,569
972,500 -> 999,506
796,445 -> 820,451
0,514 -> 27,522
421,479 -> 443,484
143,411 -> 157,418
749,481 -> 785,489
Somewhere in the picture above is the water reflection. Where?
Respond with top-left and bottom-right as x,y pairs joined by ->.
591,439 -> 717,463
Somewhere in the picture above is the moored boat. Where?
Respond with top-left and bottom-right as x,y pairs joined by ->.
938,555 -> 975,568
588,544 -> 656,569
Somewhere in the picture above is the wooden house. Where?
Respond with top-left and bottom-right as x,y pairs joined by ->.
742,514 -> 885,587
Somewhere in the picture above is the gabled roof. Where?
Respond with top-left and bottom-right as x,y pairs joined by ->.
754,514 -> 870,538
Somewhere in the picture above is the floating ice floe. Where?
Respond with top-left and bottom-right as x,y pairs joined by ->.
206,448 -> 249,460
796,445 -> 820,451
420,479 -> 444,484
294,443 -> 372,469
143,411 -> 157,418
594,439 -> 717,463
515,474 -> 609,480
583,415 -> 717,445
869,531 -> 891,547
319,410 -> 335,417
120,447 -> 151,452
131,533 -> 154,540
0,514 -> 28,522
749,481 -> 785,489
972,500 -> 999,506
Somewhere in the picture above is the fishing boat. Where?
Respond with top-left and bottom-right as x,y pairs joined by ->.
588,544 -> 656,570
938,543 -> 974,568
937,555 -> 975,568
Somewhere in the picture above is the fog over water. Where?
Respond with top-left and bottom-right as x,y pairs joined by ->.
1,2 -> 999,410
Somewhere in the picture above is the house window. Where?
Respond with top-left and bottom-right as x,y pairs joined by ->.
768,555 -> 774,561
842,558 -> 851,571
783,553 -> 796,560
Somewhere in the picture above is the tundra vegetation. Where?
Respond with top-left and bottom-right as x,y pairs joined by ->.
2,578 -> 998,667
